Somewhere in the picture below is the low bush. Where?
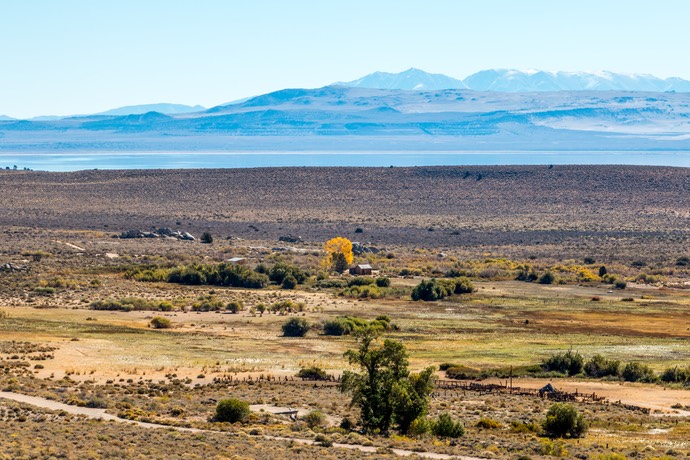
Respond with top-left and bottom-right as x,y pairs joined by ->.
411,277 -> 474,301
584,354 -> 620,378
226,301 -> 244,313
214,398 -> 250,423
445,365 -> 481,380
538,271 -> 555,284
302,410 -> 326,429
542,350 -> 584,376
191,295 -> 225,312
296,366 -> 329,380
282,318 -> 309,337
347,277 -> 376,287
622,362 -> 657,383
660,366 -> 690,383
268,262 -> 308,285
432,413 -> 464,438
542,403 -> 586,438
149,317 -> 172,329
375,276 -> 390,287
281,275 -> 297,290
476,418 -> 502,429
409,417 -> 432,436
322,315 -> 392,336
91,297 -> 173,312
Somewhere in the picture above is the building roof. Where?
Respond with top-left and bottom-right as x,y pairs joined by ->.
356,264 -> 372,269
227,257 -> 246,263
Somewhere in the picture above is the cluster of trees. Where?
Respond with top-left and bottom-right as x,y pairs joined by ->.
543,350 -> 665,383
90,297 -> 174,312
168,263 -> 268,288
256,262 -> 309,289
411,277 -> 474,301
322,315 -> 394,336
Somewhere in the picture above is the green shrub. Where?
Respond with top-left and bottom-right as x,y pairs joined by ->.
445,365 -> 481,380
408,417 -> 432,436
614,280 -> 627,289
584,354 -> 620,378
675,256 -> 690,266
269,300 -> 305,314
476,418 -> 502,429
315,278 -> 347,289
375,276 -> 390,287
452,277 -> 475,294
516,269 -> 538,282
191,295 -> 225,312
542,350 -> 584,376
322,316 -> 382,335
411,278 -> 455,301
296,366 -> 329,380
542,403 -> 586,438
149,316 -> 172,329
661,366 -> 690,383
340,284 -> 384,299
538,271 -> 555,284
168,263 -> 268,288
348,277 -> 376,287
226,301 -> 244,313
302,410 -> 326,429
90,297 -> 172,312
323,319 -> 349,336
200,232 -> 213,244
282,318 -> 309,337
268,263 -> 308,285
214,398 -> 250,423
622,362 -> 657,383
281,275 -> 297,290
432,412 -> 464,438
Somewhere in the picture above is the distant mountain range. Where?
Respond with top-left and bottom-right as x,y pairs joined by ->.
340,68 -> 690,93
3,84 -> 690,153
96,103 -> 206,116
6,69 -> 690,121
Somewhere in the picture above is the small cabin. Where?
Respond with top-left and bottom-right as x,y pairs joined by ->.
350,264 -> 373,276
227,257 -> 246,265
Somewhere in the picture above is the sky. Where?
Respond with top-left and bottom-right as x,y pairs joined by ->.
2,0 -> 689,118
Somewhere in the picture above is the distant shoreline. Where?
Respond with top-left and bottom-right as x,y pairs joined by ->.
1,151 -> 689,172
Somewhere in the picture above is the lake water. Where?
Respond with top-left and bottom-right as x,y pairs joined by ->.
1,151 -> 690,171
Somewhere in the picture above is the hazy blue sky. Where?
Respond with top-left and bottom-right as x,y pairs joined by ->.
2,0 -> 689,118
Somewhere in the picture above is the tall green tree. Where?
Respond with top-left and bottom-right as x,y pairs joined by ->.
340,328 -> 434,434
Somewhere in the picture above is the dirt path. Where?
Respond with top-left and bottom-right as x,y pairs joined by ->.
483,378 -> 690,416
0,391 -> 483,460
52,240 -> 85,251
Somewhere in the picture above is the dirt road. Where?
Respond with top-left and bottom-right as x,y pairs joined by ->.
0,391 -> 483,460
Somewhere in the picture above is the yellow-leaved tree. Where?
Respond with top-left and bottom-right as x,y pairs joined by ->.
323,237 -> 354,273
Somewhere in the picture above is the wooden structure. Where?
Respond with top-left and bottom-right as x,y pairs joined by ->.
350,264 -> 373,275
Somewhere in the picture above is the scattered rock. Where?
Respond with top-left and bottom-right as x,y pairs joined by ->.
352,242 -> 382,256
0,263 -> 28,272
116,228 -> 195,241
279,235 -> 302,243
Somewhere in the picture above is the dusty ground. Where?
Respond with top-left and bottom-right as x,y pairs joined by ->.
1,165 -> 690,261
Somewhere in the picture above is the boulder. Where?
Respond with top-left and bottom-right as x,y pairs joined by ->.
279,235 -> 302,243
